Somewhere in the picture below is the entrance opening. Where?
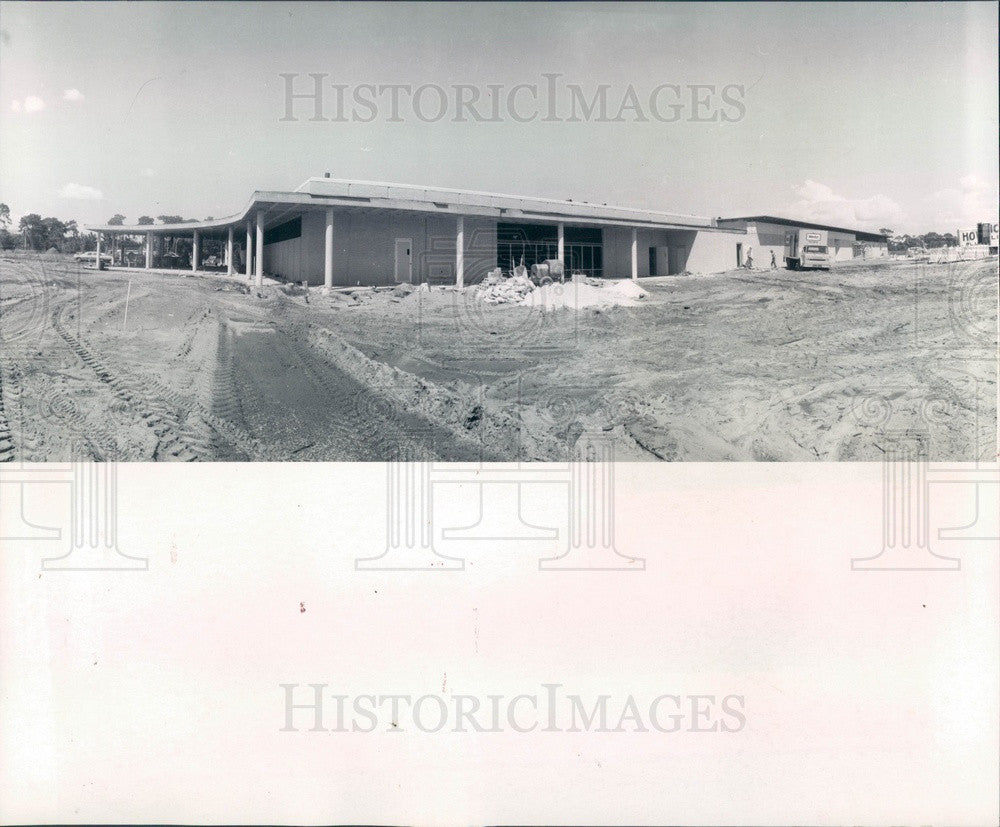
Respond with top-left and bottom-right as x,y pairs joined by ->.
650,246 -> 670,276
497,223 -> 603,277
736,243 -> 743,268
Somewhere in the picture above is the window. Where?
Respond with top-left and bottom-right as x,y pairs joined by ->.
263,216 -> 301,246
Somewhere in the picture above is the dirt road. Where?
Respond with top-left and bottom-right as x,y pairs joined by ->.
0,255 -> 995,461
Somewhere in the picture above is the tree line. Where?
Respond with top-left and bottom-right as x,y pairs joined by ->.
879,228 -> 966,252
0,204 -> 205,253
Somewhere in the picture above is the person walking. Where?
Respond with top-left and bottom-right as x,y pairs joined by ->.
770,249 -> 777,269
744,247 -> 753,270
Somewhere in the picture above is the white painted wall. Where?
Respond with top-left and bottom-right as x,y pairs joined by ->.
604,228 -> 672,277
682,229 -> 745,274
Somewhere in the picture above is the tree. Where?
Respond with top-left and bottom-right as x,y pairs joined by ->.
18,214 -> 44,250
156,214 -> 185,224
137,215 -> 154,225
40,217 -> 68,249
204,216 -> 214,221
108,214 -> 126,226
878,228 -> 893,237
0,203 -> 10,228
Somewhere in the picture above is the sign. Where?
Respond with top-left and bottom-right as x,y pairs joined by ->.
957,227 -> 979,247
804,231 -> 822,243
977,222 -> 999,246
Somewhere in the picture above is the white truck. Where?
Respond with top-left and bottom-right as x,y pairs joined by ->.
784,228 -> 831,270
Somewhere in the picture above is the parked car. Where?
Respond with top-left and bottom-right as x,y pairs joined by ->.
73,251 -> 113,266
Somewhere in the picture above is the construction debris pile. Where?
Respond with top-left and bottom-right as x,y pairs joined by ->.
474,268 -> 536,305
468,267 -> 650,311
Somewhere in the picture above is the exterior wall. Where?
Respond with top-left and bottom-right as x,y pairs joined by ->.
262,212 -> 325,282
682,229 -> 745,274
260,209 -> 790,283
604,227 -> 748,276
262,210 -> 496,286
828,230 -> 855,262
603,227 -> 671,277
743,222 -> 790,270
859,242 -> 888,259
718,219 -> 886,267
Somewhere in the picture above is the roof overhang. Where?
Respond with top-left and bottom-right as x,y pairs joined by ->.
717,215 -> 889,241
86,178 -> 730,235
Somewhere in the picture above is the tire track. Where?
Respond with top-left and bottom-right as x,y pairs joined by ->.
277,322 -> 491,460
52,306 -> 209,461
0,359 -> 14,461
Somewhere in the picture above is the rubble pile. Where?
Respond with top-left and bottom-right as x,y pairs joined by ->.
474,271 -> 536,305
468,270 -> 649,310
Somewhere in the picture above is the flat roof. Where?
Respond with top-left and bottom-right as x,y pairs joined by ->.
296,177 -> 717,228
717,215 -> 889,242
84,177 -> 725,234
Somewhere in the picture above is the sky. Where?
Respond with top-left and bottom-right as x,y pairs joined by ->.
1,1 -> 997,235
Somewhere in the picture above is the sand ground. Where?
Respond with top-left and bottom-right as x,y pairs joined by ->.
0,255 -> 995,461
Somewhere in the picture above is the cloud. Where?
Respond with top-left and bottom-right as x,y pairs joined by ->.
63,88 -> 84,102
10,95 -> 45,113
922,174 -> 999,230
59,183 -> 103,200
788,180 -> 905,231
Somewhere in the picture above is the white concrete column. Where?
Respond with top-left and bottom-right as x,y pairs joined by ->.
456,216 -> 465,288
145,232 -> 152,268
95,232 -> 101,269
630,227 -> 638,280
255,211 -> 264,288
245,220 -> 253,278
324,207 -> 334,294
192,231 -> 200,272
557,222 -> 565,264
226,227 -> 234,276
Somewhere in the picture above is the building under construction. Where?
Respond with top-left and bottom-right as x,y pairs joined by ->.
85,177 -> 890,288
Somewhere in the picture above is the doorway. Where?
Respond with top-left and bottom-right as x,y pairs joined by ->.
650,246 -> 670,277
736,243 -> 743,268
394,238 -> 412,283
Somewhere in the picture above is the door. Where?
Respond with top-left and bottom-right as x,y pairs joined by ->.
736,243 -> 743,268
394,238 -> 412,283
